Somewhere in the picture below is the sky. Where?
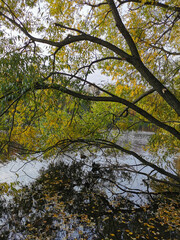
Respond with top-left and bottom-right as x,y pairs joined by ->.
88,70 -> 112,84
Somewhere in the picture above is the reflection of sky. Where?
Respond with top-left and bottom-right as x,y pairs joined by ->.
0,131 -> 175,194
0,158 -> 51,185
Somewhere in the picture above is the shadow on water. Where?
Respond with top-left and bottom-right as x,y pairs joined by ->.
0,158 -> 179,240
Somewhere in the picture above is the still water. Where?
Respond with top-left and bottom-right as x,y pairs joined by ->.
0,131 -> 175,189
0,131 -> 178,240
0,131 -> 154,184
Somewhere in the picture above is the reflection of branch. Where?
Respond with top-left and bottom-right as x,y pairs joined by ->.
10,159 -> 36,173
115,165 -> 179,187
9,136 -> 180,184
102,176 -> 178,195
27,137 -> 179,184
65,138 -> 180,183
22,170 -> 36,180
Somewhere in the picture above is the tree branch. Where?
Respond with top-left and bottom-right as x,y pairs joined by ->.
82,1 -> 107,8
55,23 -> 86,35
1,4 -> 180,114
107,0 -> 140,58
70,138 -> 180,183
117,0 -> 180,13
119,88 -> 155,117
142,41 -> 180,56
34,81 -> 180,140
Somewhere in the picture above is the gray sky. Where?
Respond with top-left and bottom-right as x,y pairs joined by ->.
88,70 -> 112,84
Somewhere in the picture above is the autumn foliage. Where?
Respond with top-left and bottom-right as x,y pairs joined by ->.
0,0 -> 179,239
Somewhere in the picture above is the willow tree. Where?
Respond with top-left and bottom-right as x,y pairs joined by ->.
0,0 -> 180,185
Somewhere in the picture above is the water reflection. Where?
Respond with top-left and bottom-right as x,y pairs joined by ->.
0,132 -> 179,239
0,160 -> 179,240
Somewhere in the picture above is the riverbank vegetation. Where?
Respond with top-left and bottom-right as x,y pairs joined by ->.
0,0 -> 179,239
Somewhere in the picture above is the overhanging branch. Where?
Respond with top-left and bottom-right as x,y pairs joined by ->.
107,0 -> 140,58
69,138 -> 180,184
117,0 -> 180,13
34,82 -> 180,140
1,9 -> 180,115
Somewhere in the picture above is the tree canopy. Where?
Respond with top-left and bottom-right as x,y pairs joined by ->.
0,0 -> 180,238
0,0 -> 179,176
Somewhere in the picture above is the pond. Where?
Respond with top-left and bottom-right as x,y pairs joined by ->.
0,131 -> 179,240
0,131 -> 156,184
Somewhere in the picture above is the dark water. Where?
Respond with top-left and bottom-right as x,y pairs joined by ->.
0,131 -> 179,240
